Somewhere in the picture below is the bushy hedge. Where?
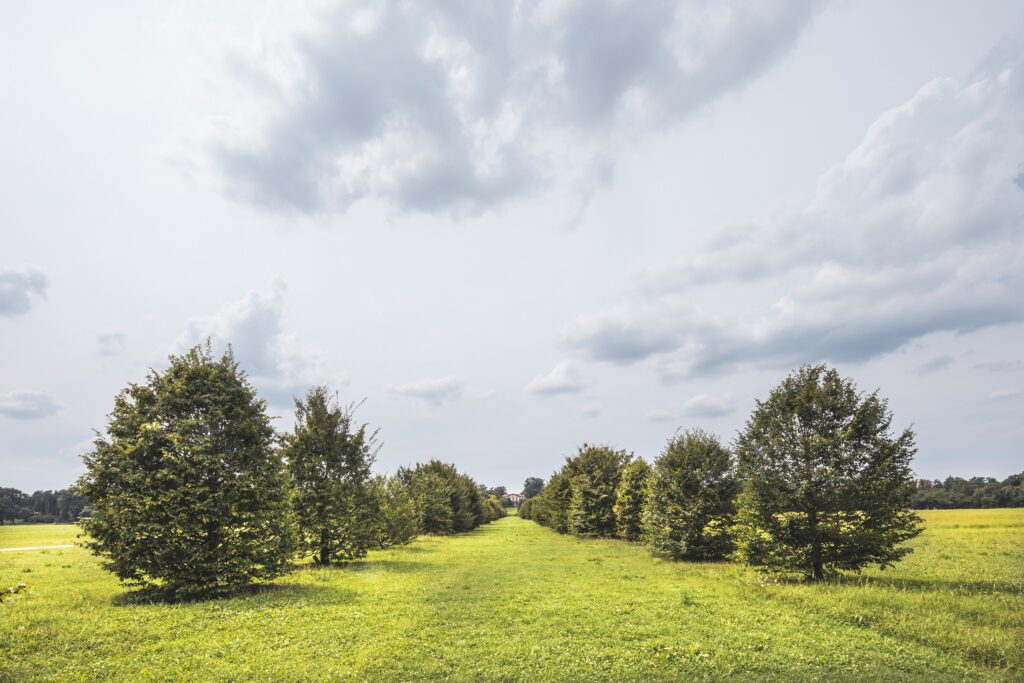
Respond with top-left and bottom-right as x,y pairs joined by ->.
368,475 -> 419,549
526,445 -> 632,539
614,460 -> 650,542
396,460 -> 492,535
643,429 -> 737,560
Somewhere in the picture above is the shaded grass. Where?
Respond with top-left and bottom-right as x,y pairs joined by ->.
0,510 -> 1020,681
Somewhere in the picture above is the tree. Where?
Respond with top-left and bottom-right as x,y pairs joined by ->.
735,364 -> 922,580
396,460 -> 485,535
522,477 -> 544,499
283,388 -> 377,565
76,344 -> 297,599
367,475 -> 419,548
613,459 -> 650,542
0,488 -> 26,525
529,471 -> 573,533
567,444 -> 632,538
642,429 -> 738,560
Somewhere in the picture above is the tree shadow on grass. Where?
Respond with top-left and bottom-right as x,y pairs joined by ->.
110,580 -> 359,608
834,574 -> 1023,595
343,559 -> 432,575
769,573 -> 1022,595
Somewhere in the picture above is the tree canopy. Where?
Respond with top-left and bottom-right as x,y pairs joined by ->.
734,364 -> 921,580
282,387 -> 377,564
77,344 -> 297,599
643,429 -> 738,561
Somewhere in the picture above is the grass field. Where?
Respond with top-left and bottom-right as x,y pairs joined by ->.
0,509 -> 1020,681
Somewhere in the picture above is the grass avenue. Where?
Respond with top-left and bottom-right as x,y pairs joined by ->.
1,509 -> 1021,682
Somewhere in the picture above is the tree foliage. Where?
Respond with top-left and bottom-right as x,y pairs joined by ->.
367,475 -> 419,549
912,473 -> 1024,509
0,488 -> 88,524
613,459 -> 650,541
282,388 -> 376,564
642,429 -> 738,560
520,471 -> 572,532
522,477 -> 545,499
567,445 -> 633,537
526,445 -> 632,538
396,460 -> 486,535
77,345 -> 297,599
735,364 -> 921,580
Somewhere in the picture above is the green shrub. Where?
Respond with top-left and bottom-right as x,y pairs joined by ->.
77,345 -> 297,599
368,475 -> 419,548
567,445 -> 633,538
396,460 -> 486,535
614,459 -> 651,541
642,429 -> 737,561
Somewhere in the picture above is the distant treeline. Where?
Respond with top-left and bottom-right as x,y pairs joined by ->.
0,488 -> 89,524
912,474 -> 1023,509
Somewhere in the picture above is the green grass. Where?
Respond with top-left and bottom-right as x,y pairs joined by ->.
0,524 -> 79,548
0,510 -> 1020,681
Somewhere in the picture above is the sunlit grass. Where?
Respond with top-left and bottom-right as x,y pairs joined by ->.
0,510 -> 1020,681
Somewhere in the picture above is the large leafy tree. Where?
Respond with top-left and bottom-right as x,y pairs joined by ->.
77,345 -> 297,599
642,429 -> 738,560
614,459 -> 651,542
282,388 -> 377,565
735,364 -> 921,580
567,444 -> 632,538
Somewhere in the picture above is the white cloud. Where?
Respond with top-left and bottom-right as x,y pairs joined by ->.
212,0 -> 822,215
0,391 -> 63,420
525,360 -> 586,396
96,332 -> 126,357
566,42 -> 1024,380
680,393 -> 737,418
0,266 -> 48,317
173,279 -> 326,406
581,403 -> 602,418
989,388 -> 1021,402
387,375 -> 464,406
644,408 -> 674,422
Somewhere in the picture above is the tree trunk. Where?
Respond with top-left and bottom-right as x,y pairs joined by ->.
318,528 -> 330,566
808,509 -> 824,580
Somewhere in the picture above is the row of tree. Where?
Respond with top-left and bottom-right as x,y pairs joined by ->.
76,344 -> 503,600
521,365 -> 923,580
912,474 -> 1023,509
0,488 -> 89,524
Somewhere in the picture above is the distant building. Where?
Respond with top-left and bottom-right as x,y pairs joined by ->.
504,492 -> 525,507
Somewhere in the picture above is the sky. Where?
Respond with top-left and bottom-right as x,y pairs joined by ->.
2,0 -> 1023,492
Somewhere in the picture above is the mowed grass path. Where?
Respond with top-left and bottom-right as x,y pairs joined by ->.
0,510 -> 1021,682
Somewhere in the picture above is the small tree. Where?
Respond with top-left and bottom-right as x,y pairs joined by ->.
367,475 -> 419,549
614,459 -> 651,541
735,364 -> 922,580
397,460 -> 485,535
522,477 -> 545,499
530,471 -> 573,533
642,429 -> 738,560
567,444 -> 632,538
77,345 -> 297,599
283,388 -> 377,565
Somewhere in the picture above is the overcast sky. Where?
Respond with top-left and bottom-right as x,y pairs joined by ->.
2,1 -> 1023,492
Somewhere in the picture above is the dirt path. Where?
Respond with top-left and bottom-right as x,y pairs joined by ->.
0,544 -> 75,552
